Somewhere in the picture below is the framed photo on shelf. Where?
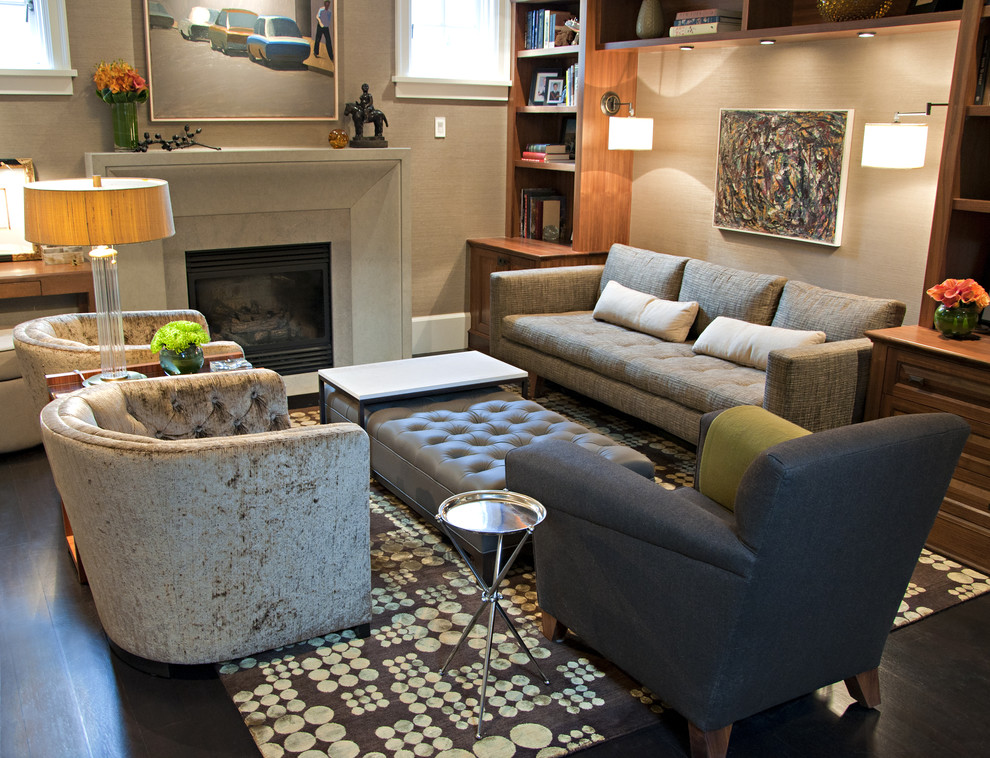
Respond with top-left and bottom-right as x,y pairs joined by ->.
0,158 -> 42,261
143,0 -> 339,121
545,78 -> 565,105
560,116 -> 576,149
529,68 -> 560,105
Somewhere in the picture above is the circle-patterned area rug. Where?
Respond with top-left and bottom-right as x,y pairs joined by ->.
219,482 -> 664,757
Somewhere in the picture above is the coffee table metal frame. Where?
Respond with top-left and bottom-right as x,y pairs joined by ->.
434,489 -> 549,739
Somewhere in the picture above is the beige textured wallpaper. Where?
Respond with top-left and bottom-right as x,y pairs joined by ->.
630,30 -> 958,327
0,0 -> 507,319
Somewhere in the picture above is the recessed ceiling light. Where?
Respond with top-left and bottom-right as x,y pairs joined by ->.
679,45 -> 694,51
760,39 -> 775,45
858,31 -> 876,38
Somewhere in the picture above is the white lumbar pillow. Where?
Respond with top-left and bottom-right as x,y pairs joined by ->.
593,280 -> 699,343
692,316 -> 826,370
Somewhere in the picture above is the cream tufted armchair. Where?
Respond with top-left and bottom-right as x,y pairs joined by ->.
40,368 -> 372,666
13,309 -> 243,421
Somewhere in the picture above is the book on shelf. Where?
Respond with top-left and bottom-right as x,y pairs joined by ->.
976,33 -> 989,105
673,8 -> 743,22
525,143 -> 569,153
672,14 -> 741,26
524,8 -> 575,50
520,188 -> 567,241
521,152 -> 575,163
670,20 -> 742,36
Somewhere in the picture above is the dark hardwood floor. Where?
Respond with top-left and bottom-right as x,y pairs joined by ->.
3,444 -> 989,758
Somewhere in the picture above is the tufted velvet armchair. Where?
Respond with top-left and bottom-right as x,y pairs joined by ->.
40,368 -> 372,666
505,410 -> 969,758
13,309 -> 243,421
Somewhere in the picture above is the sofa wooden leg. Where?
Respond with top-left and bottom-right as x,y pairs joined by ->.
524,372 -> 544,400
688,722 -> 731,758
540,610 -> 568,641
844,667 -> 881,708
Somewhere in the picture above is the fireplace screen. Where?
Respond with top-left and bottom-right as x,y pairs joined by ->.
186,243 -> 331,374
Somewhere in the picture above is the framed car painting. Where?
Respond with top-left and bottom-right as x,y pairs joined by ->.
144,0 -> 338,121
713,109 -> 853,247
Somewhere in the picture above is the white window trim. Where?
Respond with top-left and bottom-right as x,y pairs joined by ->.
0,0 -> 76,96
393,0 -> 511,102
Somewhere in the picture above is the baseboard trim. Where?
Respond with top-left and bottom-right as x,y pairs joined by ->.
412,312 -> 468,356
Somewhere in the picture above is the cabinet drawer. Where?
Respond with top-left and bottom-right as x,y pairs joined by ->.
0,280 -> 42,298
885,347 -> 990,415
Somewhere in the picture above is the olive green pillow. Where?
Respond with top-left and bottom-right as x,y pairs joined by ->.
698,406 -> 810,512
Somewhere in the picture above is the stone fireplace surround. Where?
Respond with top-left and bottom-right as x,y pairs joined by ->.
86,148 -> 412,395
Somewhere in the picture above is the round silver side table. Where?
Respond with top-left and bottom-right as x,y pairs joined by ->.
435,489 -> 549,739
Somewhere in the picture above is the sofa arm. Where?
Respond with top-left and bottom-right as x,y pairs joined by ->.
489,265 -> 604,355
506,439 -> 755,576
763,338 -> 873,432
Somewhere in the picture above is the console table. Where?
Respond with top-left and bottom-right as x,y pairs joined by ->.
0,260 -> 94,312
864,325 -> 990,574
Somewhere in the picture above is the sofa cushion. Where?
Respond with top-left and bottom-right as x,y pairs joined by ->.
502,313 -> 767,413
698,406 -> 810,512
692,316 -> 826,370
600,244 -> 690,300
678,260 -> 787,338
593,281 -> 699,343
771,280 -> 906,342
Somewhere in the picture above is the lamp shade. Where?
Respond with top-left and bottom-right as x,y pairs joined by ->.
861,123 -> 928,169
23,177 -> 175,246
608,116 -> 654,151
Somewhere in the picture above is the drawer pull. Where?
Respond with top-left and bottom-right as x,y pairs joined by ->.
497,256 -> 509,267
906,374 -> 925,387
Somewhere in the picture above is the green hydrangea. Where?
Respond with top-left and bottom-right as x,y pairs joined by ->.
150,320 -> 210,354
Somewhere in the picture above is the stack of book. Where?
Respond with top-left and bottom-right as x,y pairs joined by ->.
524,8 -> 575,50
520,188 -> 567,241
669,7 -> 742,37
521,143 -> 574,164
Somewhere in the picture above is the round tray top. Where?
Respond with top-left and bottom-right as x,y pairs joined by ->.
438,490 -> 546,535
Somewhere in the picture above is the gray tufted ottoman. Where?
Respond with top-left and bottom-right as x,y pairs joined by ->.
329,387 -> 654,574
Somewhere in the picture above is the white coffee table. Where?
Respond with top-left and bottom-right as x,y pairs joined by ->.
318,351 -> 527,425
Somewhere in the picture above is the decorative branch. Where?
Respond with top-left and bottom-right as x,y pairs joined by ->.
137,125 -> 221,152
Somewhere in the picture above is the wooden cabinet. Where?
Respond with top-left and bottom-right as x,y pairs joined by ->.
0,260 -> 94,312
467,237 -> 606,352
921,0 -> 990,327
865,325 -> 990,574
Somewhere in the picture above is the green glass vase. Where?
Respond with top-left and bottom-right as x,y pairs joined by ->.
111,101 -> 139,152
159,345 -> 205,375
933,302 -> 981,339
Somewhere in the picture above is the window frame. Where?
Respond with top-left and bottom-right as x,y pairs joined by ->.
0,0 -> 76,96
393,0 -> 512,102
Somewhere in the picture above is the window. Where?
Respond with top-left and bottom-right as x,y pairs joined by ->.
0,0 -> 75,96
394,0 -> 511,101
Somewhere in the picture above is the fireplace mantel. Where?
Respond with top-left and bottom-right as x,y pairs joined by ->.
86,148 -> 412,377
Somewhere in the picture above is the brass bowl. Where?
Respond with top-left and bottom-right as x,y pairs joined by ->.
328,129 -> 348,149
817,0 -> 893,22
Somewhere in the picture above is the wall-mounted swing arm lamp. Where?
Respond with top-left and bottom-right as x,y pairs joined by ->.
861,102 -> 947,169
601,91 -> 654,151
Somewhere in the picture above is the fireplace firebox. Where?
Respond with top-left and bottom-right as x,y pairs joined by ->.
186,243 -> 332,375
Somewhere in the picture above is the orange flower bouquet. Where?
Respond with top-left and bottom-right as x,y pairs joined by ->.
926,278 -> 990,310
927,278 -> 989,338
93,59 -> 149,104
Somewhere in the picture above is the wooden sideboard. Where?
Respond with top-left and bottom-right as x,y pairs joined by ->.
467,237 -> 606,353
0,260 -> 94,312
864,325 -> 990,574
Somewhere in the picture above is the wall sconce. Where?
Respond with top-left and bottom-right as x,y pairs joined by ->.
601,91 -> 654,151
861,102 -> 946,169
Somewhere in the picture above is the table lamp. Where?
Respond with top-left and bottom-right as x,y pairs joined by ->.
22,176 -> 175,383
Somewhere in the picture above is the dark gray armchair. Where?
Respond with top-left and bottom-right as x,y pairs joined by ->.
505,410 -> 969,758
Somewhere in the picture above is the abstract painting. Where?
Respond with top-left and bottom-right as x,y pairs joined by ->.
714,109 -> 853,246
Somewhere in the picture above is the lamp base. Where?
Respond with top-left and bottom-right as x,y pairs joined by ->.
83,371 -> 147,387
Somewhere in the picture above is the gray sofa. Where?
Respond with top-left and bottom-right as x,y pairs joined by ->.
490,244 -> 905,443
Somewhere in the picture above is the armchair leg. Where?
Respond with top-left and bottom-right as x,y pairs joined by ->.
688,722 -> 732,758
524,372 -> 544,400
540,610 -> 568,642
844,667 -> 881,708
